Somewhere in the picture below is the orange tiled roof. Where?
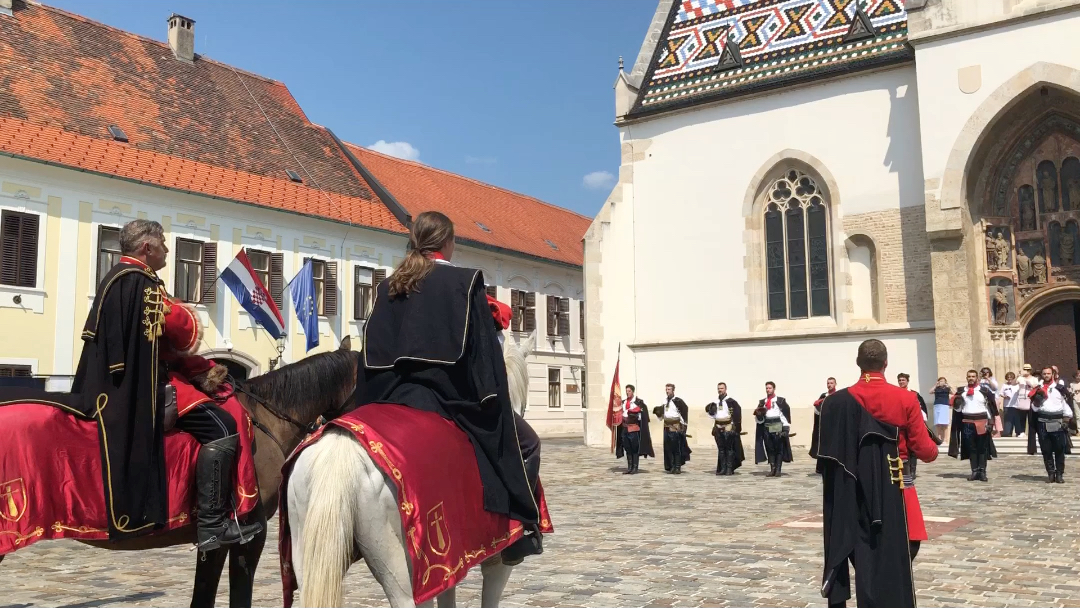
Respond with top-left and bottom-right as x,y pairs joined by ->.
0,1 -> 388,211
0,116 -> 405,232
348,144 -> 590,267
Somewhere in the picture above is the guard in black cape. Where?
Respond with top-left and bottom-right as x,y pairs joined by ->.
705,382 -> 744,475
360,211 -> 542,564
1028,366 -> 1074,483
754,381 -> 793,477
809,377 -> 837,461
652,383 -> 691,473
948,369 -> 1000,482
615,384 -> 654,473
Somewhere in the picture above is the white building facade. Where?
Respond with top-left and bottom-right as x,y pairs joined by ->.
585,0 -> 1080,447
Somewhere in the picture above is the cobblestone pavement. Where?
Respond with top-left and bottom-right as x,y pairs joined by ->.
4,438 -> 1080,607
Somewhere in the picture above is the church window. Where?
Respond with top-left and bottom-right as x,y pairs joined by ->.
764,170 -> 832,320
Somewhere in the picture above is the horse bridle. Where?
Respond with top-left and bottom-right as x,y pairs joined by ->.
227,376 -> 351,456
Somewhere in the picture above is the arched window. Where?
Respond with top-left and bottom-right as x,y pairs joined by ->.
764,169 -> 832,320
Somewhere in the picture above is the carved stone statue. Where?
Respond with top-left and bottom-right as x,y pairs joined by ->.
1041,169 -> 1059,212
992,287 -> 1010,325
986,231 -> 998,270
1067,177 -> 1080,210
995,230 -> 1010,269
1016,248 -> 1032,283
1020,187 -> 1037,231
1062,231 -> 1076,266
1033,252 -> 1048,284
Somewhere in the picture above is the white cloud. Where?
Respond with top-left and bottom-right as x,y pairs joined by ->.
582,170 -> 616,190
368,140 -> 420,161
465,155 -> 498,165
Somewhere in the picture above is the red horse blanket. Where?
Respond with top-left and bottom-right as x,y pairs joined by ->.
279,404 -> 553,607
0,396 -> 259,555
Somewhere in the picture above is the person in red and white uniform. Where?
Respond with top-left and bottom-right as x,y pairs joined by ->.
948,370 -> 1000,482
1028,366 -> 1073,483
616,384 -> 653,474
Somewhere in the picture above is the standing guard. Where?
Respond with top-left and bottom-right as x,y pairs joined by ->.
1028,366 -> 1073,483
809,377 -> 837,460
652,383 -> 691,474
948,369 -> 999,482
897,372 -> 929,481
754,381 -> 793,477
615,384 -> 654,474
706,382 -> 744,475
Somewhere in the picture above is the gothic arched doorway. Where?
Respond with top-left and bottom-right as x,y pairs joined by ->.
1023,300 -> 1080,376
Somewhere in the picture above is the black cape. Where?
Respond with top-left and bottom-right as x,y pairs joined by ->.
1027,384 -> 1075,455
653,397 -> 692,462
819,389 -> 916,608
947,386 -> 999,460
615,397 -> 655,459
76,263 -> 169,538
754,397 -> 793,464
361,263 -> 538,524
810,392 -> 829,459
706,397 -> 745,469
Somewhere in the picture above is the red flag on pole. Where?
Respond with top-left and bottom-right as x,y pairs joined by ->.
605,345 -> 622,453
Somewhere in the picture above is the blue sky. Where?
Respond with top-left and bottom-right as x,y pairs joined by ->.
47,0 -> 661,218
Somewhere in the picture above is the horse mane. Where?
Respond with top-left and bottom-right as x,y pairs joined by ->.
243,349 -> 360,421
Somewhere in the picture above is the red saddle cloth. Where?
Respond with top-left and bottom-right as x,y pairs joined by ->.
0,395 -> 259,555
279,404 -> 554,607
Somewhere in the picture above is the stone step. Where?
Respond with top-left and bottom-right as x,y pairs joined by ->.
992,435 -> 1076,456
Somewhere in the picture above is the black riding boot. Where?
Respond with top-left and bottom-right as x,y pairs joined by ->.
766,454 -> 776,477
1044,452 -> 1056,483
775,457 -> 783,478
1056,449 -> 1066,483
968,455 -> 979,481
195,435 -> 264,552
977,453 -> 988,482
502,449 -> 544,566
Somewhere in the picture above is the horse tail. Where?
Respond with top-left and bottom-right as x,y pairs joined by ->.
299,429 -> 360,608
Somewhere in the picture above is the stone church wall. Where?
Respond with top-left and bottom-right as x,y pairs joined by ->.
843,206 -> 935,323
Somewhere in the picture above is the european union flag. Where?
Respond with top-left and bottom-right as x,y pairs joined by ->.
288,259 -> 320,352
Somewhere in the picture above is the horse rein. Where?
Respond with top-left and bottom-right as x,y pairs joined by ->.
226,376 -> 351,457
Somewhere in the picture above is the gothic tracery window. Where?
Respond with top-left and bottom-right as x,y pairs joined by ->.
764,169 -> 831,320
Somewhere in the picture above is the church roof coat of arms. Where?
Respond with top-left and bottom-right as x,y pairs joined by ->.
628,0 -> 911,118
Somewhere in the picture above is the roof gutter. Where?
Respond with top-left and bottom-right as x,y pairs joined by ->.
327,128 -> 413,229
0,150 -> 408,239
454,236 -> 582,271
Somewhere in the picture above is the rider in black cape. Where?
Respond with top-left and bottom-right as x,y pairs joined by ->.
360,211 -> 543,564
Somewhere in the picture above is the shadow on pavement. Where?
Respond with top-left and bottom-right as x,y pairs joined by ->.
58,592 -> 164,608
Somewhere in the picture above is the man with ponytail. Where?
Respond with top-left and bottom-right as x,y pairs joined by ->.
360,211 -> 544,565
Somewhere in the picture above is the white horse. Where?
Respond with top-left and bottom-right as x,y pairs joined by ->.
286,333 -> 535,608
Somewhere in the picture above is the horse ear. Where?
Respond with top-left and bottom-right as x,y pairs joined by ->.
339,335 -> 352,351
523,331 -> 536,354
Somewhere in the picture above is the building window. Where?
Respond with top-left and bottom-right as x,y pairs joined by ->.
548,367 -> 561,408
764,169 -> 831,320
579,300 -> 585,341
247,249 -> 271,291
0,364 -> 32,378
304,259 -> 338,316
511,289 -> 536,333
353,266 -> 385,321
311,259 -> 326,316
486,285 -> 498,298
0,210 -> 39,288
546,295 -> 570,337
175,238 -> 204,303
97,226 -> 121,285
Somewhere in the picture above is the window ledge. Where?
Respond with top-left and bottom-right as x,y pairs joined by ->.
630,321 -> 936,350
0,285 -> 45,313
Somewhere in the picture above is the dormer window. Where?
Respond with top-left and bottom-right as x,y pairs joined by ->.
285,169 -> 303,183
107,125 -> 128,142
475,221 -> 491,233
544,239 -> 559,251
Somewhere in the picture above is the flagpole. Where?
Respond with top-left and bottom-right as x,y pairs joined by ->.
609,342 -> 620,454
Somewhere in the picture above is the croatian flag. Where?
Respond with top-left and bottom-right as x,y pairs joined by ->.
219,249 -> 286,339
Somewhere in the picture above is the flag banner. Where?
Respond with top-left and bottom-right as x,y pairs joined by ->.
289,259 -> 320,352
605,346 -> 622,453
219,249 -> 285,339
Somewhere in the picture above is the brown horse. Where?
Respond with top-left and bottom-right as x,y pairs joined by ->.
0,344 -> 359,608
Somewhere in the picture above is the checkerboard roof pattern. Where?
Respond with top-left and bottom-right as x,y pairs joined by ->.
347,144 -> 591,267
630,0 -> 911,117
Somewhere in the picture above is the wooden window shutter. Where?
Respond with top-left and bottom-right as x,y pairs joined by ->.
579,300 -> 585,340
373,268 -> 387,290
486,285 -> 497,298
524,291 -> 536,333
546,295 -> 557,336
270,253 -> 284,310
1,211 -> 38,288
510,290 -> 521,332
324,261 -> 339,316
200,242 -> 217,304
558,297 -> 570,337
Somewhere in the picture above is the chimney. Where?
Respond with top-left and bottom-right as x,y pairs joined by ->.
167,14 -> 195,62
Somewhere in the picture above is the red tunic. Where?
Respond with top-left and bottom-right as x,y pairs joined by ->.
846,371 -> 938,541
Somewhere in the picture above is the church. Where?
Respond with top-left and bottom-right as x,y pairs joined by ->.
583,0 -> 1080,447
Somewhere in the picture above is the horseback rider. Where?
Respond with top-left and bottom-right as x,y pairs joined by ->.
74,219 -> 262,549
360,211 -> 543,565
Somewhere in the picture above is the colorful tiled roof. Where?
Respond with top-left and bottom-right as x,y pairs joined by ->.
630,0 -> 911,117
0,116 -> 406,233
0,1 -> 376,201
347,144 -> 590,267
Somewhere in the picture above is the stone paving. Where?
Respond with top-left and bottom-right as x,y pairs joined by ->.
3,438 -> 1080,607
